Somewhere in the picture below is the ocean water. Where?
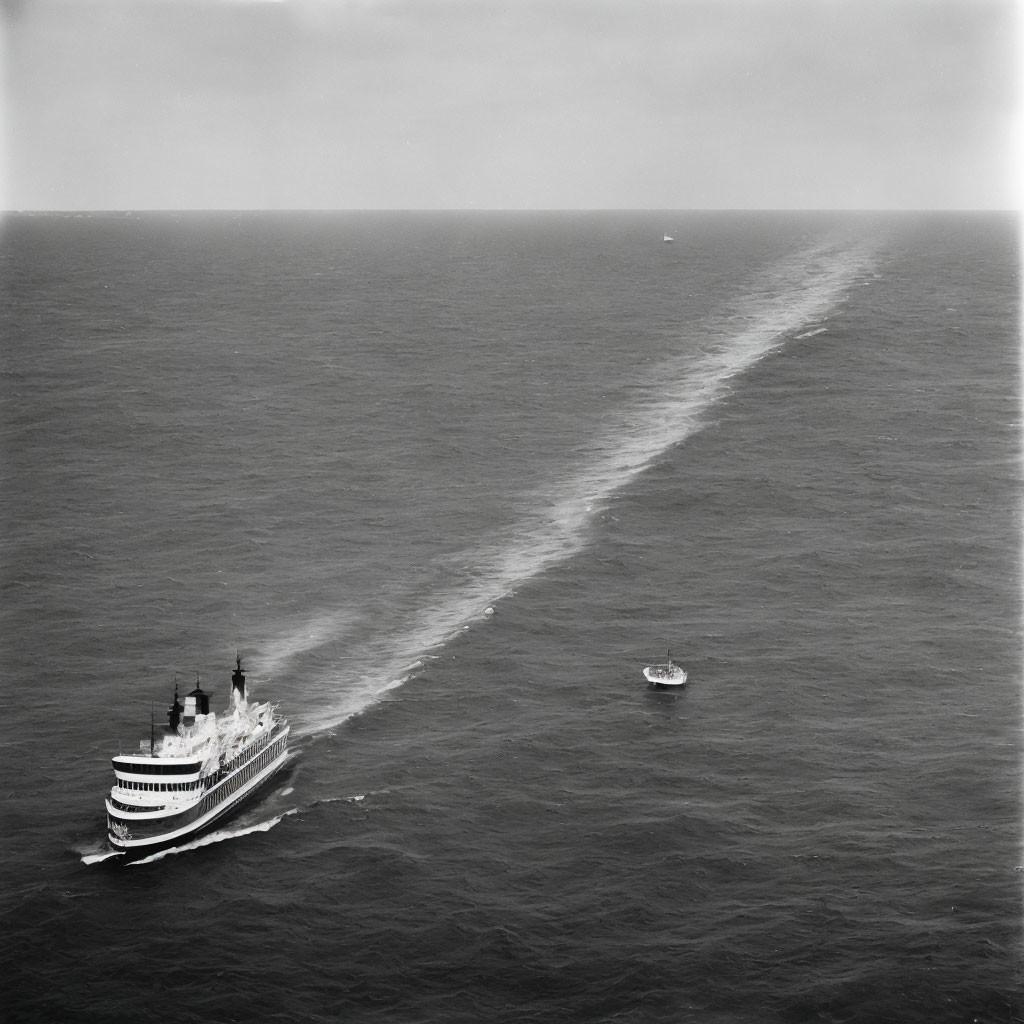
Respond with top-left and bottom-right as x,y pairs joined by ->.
0,210 -> 1019,1023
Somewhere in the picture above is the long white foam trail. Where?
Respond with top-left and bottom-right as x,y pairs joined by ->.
289,234 -> 880,735
550,234 -> 878,522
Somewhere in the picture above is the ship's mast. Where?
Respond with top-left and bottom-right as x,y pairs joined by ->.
231,654 -> 246,702
168,683 -> 184,732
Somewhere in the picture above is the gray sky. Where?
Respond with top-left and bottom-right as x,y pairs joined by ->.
1,0 -> 1019,210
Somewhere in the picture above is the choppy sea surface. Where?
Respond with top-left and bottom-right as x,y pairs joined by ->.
0,211 -> 1020,1023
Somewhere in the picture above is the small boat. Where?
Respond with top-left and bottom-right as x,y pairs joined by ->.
643,650 -> 686,689
104,656 -> 289,860
663,234 -> 674,243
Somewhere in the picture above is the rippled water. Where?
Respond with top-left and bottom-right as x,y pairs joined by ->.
1,211 -> 1019,1023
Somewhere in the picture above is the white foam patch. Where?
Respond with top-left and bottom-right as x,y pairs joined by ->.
80,848 -> 125,866
279,236 -> 881,737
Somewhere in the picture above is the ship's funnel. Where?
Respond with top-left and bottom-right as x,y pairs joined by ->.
183,675 -> 210,724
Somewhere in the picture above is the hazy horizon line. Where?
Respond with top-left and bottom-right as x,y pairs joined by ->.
3,206 -> 1019,215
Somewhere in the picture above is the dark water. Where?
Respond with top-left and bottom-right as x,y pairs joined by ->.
1,211 -> 1019,1023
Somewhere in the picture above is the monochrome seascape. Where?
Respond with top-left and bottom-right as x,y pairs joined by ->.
1,210 -> 1019,1023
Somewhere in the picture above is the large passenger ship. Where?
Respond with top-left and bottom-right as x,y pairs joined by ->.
105,656 -> 289,858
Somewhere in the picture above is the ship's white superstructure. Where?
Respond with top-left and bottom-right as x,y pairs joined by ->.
105,657 -> 289,857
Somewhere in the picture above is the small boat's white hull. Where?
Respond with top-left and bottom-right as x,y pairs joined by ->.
643,666 -> 687,688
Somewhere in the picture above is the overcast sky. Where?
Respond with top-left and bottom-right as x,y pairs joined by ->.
1,0 -> 1019,210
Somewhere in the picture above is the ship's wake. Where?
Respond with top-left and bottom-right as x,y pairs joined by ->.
81,785 -> 378,866
260,233 -> 882,737
127,808 -> 299,865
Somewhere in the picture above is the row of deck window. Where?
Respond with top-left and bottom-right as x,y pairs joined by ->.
118,779 -> 202,792
112,761 -> 200,776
